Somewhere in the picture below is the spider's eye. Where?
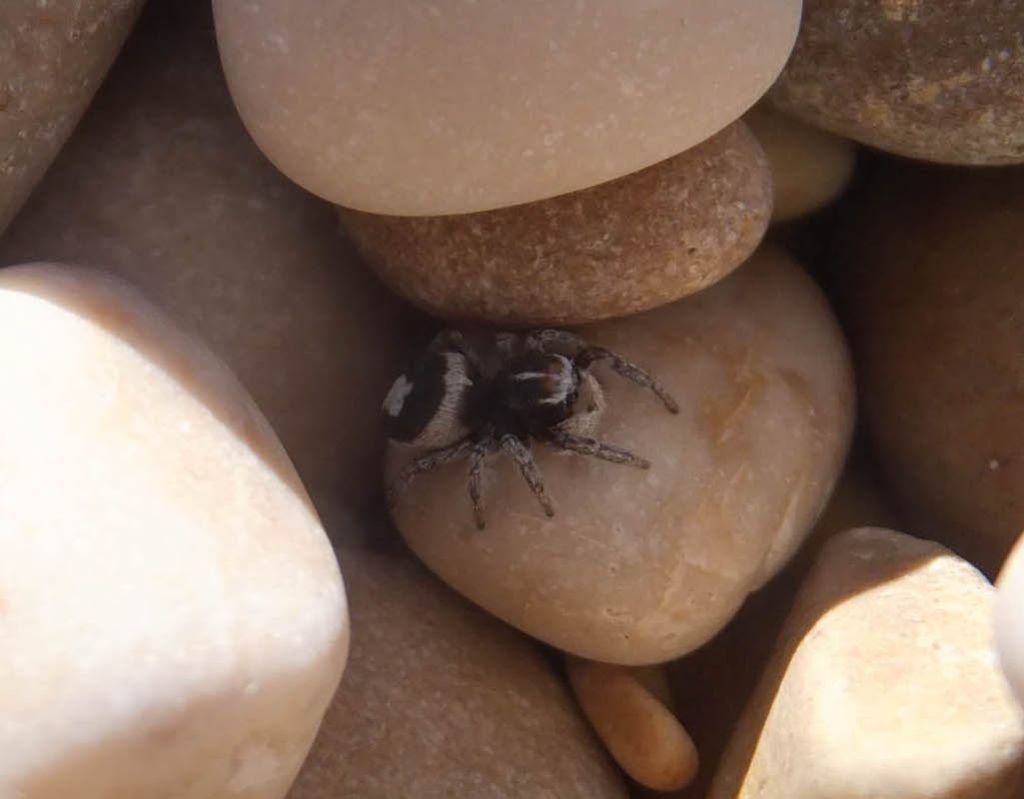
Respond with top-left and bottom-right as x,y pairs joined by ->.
382,350 -> 473,448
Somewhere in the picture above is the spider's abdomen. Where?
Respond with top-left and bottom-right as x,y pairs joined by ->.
382,350 -> 474,449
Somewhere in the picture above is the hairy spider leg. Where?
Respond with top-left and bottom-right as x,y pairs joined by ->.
428,328 -> 484,372
499,434 -> 555,518
387,438 -> 474,508
467,439 -> 491,530
525,329 -> 680,414
549,430 -> 651,469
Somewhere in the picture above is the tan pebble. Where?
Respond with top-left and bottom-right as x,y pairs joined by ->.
0,0 -> 142,232
996,533 -> 1024,709
772,0 -> 1024,165
291,546 -> 627,799
389,246 -> 854,664
340,122 -> 771,326
213,0 -> 800,215
744,103 -> 855,223
0,2 -> 413,519
568,657 -> 698,792
710,527 -> 1024,799
837,162 -> 1024,572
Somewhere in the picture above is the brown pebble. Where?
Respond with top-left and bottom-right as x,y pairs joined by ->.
340,122 -> 771,326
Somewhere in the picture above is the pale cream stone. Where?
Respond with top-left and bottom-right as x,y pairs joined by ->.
290,546 -> 626,799
389,247 -> 854,664
0,264 -> 348,799
0,3 -> 412,514
710,528 -> 1024,799
744,104 -> 856,223
997,533 -> 1024,709
212,0 -> 801,215
0,0 -> 142,233
567,657 -> 698,792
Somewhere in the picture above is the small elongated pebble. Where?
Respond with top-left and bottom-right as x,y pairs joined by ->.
0,264 -> 348,799
567,658 -> 698,792
710,528 -> 1024,799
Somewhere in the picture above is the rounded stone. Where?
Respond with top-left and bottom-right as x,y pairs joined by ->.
0,264 -> 348,799
837,163 -> 1024,572
771,0 -> 1024,165
0,2 -> 413,516
212,0 -> 801,215
0,0 -> 143,233
710,528 -> 1024,799
996,533 -> 1024,710
567,657 -> 698,792
388,246 -> 854,665
290,545 -> 626,799
340,122 -> 771,326
744,104 -> 855,223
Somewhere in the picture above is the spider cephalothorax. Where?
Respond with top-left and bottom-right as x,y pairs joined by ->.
383,328 -> 679,529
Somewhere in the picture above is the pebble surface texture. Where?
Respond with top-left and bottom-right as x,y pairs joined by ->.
772,0 -> 1024,165
389,247 -> 854,665
340,122 -> 771,326
0,3 -> 412,516
0,264 -> 348,799
997,533 -> 1024,710
744,104 -> 855,223
710,527 -> 1024,799
0,0 -> 142,233
289,546 -> 626,799
567,657 -> 698,792
212,0 -> 801,215
838,163 -> 1024,573
668,461 -> 900,799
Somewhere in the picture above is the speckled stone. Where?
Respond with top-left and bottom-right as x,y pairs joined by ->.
0,0 -> 142,233
772,0 -> 1024,165
388,246 -> 854,665
339,122 -> 771,326
744,104 -> 855,223
0,264 -> 347,799
0,3 -> 413,515
289,546 -> 626,799
837,163 -> 1024,573
710,528 -> 1024,799
212,0 -> 800,215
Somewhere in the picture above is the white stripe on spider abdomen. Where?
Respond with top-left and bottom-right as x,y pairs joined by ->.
383,351 -> 473,449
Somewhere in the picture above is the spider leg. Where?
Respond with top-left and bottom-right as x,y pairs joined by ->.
387,438 -> 474,509
525,329 -> 588,352
574,347 -> 680,414
428,328 -> 483,372
548,431 -> 651,469
467,439 -> 491,530
499,434 -> 555,518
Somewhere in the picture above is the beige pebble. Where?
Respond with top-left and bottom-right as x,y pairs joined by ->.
0,264 -> 347,799
772,0 -> 1024,165
668,459 -> 901,799
389,246 -> 854,664
710,527 -> 1024,799
567,657 -> 698,792
0,0 -> 142,233
744,104 -> 855,223
997,533 -> 1024,709
0,3 -> 413,517
289,545 -> 626,799
213,0 -> 800,215
837,163 -> 1024,572
340,122 -> 771,326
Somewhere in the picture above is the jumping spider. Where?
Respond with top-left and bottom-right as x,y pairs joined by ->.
383,328 -> 679,529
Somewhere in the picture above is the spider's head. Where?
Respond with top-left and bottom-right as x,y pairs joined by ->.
501,351 -> 580,419
382,349 -> 474,449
